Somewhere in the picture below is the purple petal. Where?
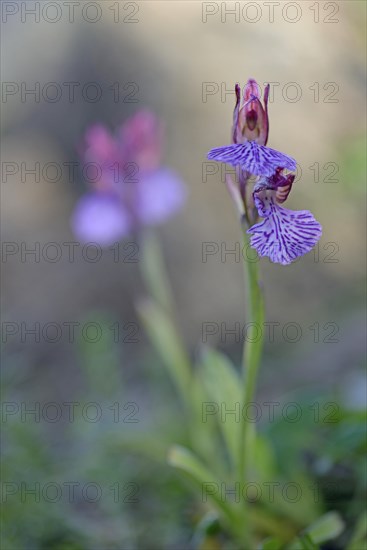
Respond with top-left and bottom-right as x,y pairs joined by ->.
83,124 -> 119,165
118,110 -> 163,172
207,142 -> 296,176
71,193 -> 131,246
136,168 -> 187,225
247,192 -> 322,265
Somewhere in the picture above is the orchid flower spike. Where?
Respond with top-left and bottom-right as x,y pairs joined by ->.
206,78 -> 322,265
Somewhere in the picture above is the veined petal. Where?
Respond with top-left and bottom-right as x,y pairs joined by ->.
71,193 -> 131,246
207,141 -> 296,176
247,192 -> 322,265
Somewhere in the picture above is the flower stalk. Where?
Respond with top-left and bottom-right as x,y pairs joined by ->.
239,213 -> 265,485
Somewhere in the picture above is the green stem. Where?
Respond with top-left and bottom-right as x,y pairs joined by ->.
138,230 -> 192,410
140,229 -> 174,313
238,216 -> 266,543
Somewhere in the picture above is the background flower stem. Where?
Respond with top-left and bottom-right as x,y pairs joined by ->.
138,230 -> 192,409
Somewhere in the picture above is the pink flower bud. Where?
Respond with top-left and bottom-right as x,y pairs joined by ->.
233,79 -> 269,146
119,109 -> 164,172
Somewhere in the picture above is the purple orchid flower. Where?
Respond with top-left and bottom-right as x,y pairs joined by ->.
206,78 -> 322,265
207,79 -> 296,176
72,110 -> 187,245
247,169 -> 322,265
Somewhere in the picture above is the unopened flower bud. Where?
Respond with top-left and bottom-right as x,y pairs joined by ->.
234,79 -> 269,146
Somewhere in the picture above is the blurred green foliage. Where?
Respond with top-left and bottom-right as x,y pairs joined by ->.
2,314 -> 366,549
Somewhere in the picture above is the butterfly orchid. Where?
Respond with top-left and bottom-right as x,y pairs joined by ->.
207,79 -> 322,265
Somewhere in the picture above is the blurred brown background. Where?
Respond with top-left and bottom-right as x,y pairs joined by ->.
2,0 -> 366,404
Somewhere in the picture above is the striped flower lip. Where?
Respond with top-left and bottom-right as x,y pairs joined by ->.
247,170 -> 322,265
207,141 -> 296,177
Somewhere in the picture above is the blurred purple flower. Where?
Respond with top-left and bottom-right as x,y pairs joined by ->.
72,110 -> 186,245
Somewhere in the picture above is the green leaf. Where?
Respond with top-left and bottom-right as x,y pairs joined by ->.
259,537 -> 283,549
347,511 -> 367,550
288,512 -> 344,549
297,534 -> 318,550
188,371 -> 225,475
253,435 -> 277,481
304,511 -> 345,543
137,299 -> 191,404
199,348 -> 241,471
191,510 -> 222,549
195,511 -> 221,536
167,444 -> 236,522
168,445 -> 297,545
